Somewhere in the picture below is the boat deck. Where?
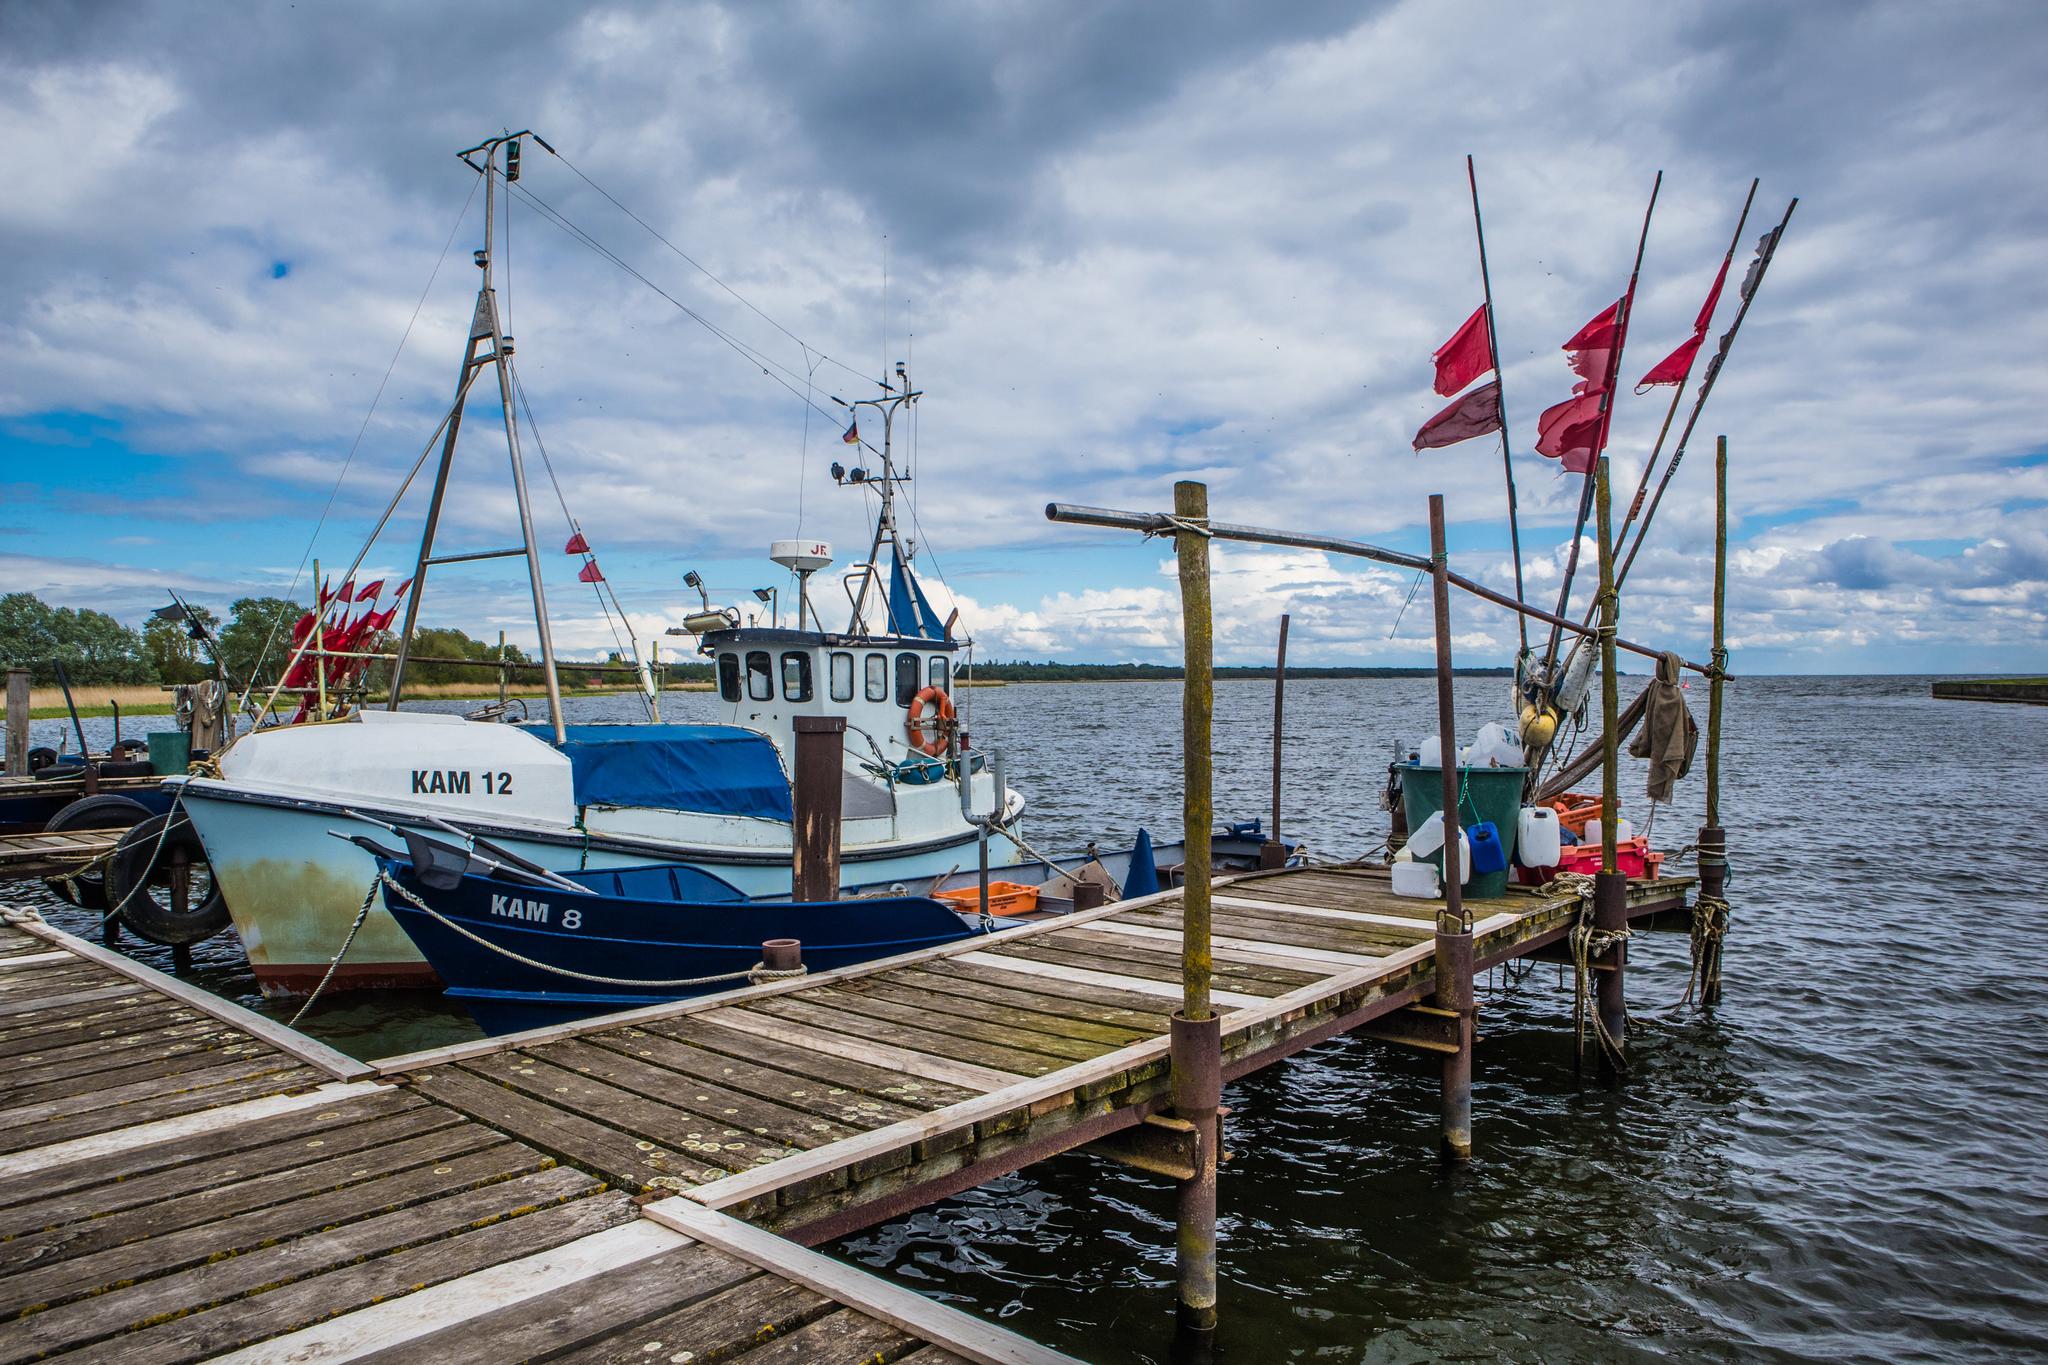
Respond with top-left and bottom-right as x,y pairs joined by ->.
374,864 -> 1693,1239
0,911 -> 1075,1364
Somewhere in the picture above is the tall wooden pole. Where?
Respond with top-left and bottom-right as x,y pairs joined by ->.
1169,478 -> 1221,1340
1592,454 -> 1628,1068
1467,155 -> 1528,654
1261,614 -> 1290,868
1429,495 -> 1475,1159
3,670 -> 28,778
1698,435 -> 1731,1006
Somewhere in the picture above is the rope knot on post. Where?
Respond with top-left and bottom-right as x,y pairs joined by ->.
1569,911 -> 1633,1071
1147,513 -> 1212,542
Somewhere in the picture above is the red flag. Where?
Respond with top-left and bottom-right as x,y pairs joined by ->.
335,579 -> 356,603
1430,305 -> 1493,397
389,577 -> 413,601
578,560 -> 604,584
564,532 -> 589,555
1636,254 -> 1731,392
356,578 -> 384,602
1536,297 -> 1625,469
1413,380 -> 1503,451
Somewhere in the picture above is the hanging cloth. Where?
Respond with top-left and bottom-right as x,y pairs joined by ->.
886,544 -> 947,640
1628,651 -> 1699,802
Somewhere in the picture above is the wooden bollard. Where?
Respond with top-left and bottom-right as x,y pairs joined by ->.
790,716 -> 846,902
1072,881 -> 1105,912
4,669 -> 27,778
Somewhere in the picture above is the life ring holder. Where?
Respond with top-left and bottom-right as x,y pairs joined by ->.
905,685 -> 957,757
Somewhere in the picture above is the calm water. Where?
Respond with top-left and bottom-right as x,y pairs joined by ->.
15,677 -> 2048,1361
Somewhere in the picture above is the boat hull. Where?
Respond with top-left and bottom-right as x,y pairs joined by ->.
179,782 -> 1013,997
381,862 -> 977,1034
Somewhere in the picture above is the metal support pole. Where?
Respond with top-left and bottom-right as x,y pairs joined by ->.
1434,925 -> 1475,1160
790,716 -> 846,901
1429,496 -> 1465,911
1594,455 -> 1628,1068
1698,434 -> 1732,1006
1261,613 -> 1290,869
498,630 -> 509,707
312,558 -> 328,720
1170,479 -> 1220,1340
3,669 -> 27,777
761,938 -> 801,974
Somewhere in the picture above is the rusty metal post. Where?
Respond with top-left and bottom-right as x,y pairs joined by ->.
1435,925 -> 1476,1159
1428,496 -> 1475,1156
4,669 -> 27,778
790,716 -> 846,902
1260,613 -> 1290,868
1170,479 -> 1221,1339
1428,496 -> 1464,917
1697,434 -> 1732,1005
1073,881 -> 1105,912
1593,455 -> 1628,1067
761,938 -> 801,973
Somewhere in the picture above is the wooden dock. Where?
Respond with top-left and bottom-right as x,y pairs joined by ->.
371,864 -> 1692,1239
0,828 -> 126,881
0,864 -> 1693,1360
0,908 -> 1079,1363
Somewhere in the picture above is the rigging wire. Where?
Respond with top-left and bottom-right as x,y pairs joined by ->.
541,144 -> 871,388
241,175 -> 482,700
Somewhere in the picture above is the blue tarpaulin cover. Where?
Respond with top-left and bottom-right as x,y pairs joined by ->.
886,544 -> 947,640
526,724 -> 793,821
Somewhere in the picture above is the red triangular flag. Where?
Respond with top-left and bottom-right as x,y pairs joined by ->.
1413,380 -> 1503,451
389,577 -> 413,601
564,532 -> 589,554
578,560 -> 604,583
1636,254 -> 1731,392
1563,300 -> 1621,352
1535,391 -> 1606,466
1430,305 -> 1493,397
335,579 -> 356,603
356,578 -> 384,602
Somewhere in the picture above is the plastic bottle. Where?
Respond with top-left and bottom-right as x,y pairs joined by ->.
1584,816 -> 1633,847
1408,810 -> 1446,856
1391,860 -> 1440,898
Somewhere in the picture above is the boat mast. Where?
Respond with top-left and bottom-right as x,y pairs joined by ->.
388,131 -> 568,743
841,361 -> 921,634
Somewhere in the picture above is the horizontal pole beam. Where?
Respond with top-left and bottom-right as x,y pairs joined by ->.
301,648 -> 636,673
422,546 -> 530,566
1045,502 -> 1710,675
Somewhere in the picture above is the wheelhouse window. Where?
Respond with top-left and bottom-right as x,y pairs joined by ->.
865,653 -> 888,702
829,651 -> 854,702
717,653 -> 741,702
894,652 -> 920,706
745,650 -> 773,701
928,656 -> 949,692
781,651 -> 813,702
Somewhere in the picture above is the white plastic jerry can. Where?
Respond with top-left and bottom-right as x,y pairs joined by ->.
1516,807 -> 1562,867
1391,859 -> 1440,898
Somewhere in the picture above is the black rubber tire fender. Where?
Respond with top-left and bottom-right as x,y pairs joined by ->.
97,759 -> 157,779
40,793 -> 153,910
27,746 -> 58,773
105,812 -> 231,947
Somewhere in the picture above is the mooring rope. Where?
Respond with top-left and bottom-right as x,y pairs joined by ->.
374,871 -> 809,990
288,874 -> 380,1027
1569,908 -> 1633,1071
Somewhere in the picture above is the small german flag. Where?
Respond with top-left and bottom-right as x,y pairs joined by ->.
841,418 -> 860,445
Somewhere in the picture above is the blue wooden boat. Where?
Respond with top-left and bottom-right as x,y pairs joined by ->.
373,838 -> 982,1035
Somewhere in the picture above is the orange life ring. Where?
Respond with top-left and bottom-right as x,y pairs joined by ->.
905,685 -> 956,757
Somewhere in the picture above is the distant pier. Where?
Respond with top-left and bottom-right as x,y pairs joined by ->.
1931,677 -> 2048,705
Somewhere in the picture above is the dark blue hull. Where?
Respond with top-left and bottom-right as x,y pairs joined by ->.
382,861 -> 979,1035
0,781 -> 175,833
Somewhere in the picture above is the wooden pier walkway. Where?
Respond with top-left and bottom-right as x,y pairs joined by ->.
0,863 -> 1692,1360
0,909 -> 1077,1364
0,829 -> 126,881
371,865 -> 1692,1240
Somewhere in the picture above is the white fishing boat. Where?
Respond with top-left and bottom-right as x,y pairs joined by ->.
170,131 -> 1026,994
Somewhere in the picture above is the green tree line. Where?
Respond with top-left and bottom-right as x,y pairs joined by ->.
0,592 -> 651,690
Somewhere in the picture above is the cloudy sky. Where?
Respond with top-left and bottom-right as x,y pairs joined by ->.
3,1 -> 2044,673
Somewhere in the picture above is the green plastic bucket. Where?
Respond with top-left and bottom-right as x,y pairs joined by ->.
1400,764 -> 1527,899
147,730 -> 191,776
